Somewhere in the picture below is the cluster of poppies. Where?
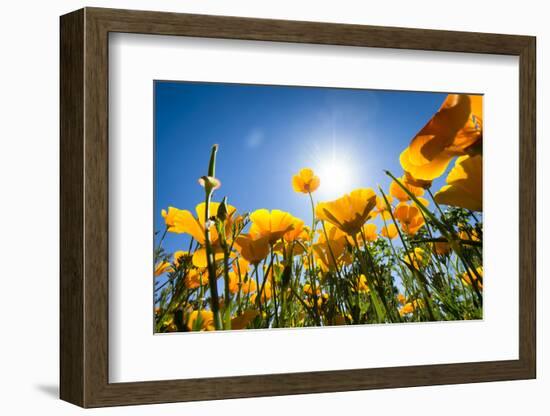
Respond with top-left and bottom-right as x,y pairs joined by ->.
154,93 -> 483,332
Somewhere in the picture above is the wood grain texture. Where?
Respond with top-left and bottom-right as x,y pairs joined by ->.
518,37 -> 537,376
59,8 -> 85,406
59,7 -> 537,408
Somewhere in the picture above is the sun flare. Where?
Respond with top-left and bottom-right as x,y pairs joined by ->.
315,153 -> 357,198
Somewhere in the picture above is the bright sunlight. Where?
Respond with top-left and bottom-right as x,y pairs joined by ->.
314,151 -> 357,198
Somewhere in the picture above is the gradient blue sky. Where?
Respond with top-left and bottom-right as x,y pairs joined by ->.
154,81 -> 448,255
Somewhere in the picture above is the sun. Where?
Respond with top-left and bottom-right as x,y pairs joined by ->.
315,153 -> 356,198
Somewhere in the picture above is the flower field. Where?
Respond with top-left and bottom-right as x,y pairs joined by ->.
154,93 -> 483,332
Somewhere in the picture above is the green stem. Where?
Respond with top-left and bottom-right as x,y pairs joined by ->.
359,230 -> 399,322
269,249 -> 280,327
379,187 -> 436,321
385,171 -> 450,239
254,265 -> 263,318
203,145 -> 222,330
351,234 -> 383,322
204,198 -> 222,329
427,188 -> 447,222
257,252 -> 274,310
222,247 -> 232,329
308,192 -> 317,234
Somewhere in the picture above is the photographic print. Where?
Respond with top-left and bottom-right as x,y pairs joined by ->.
153,81 -> 483,333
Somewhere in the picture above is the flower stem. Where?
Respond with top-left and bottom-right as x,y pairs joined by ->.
379,186 -> 436,321
222,248 -> 232,329
308,192 -> 317,234
352,233 -> 384,322
203,145 -> 223,330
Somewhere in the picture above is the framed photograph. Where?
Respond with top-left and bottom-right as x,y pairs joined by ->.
60,7 -> 536,408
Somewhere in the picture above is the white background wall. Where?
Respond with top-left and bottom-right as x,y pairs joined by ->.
0,0 -> 545,414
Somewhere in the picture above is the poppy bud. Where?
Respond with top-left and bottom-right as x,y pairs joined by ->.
217,197 -> 229,222
198,175 -> 221,193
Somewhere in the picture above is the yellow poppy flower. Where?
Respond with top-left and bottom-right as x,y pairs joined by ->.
348,223 -> 378,246
316,188 -> 377,235
173,250 -> 190,267
434,155 -> 482,212
234,234 -> 270,265
184,268 -> 209,289
161,206 -> 187,233
400,148 -> 454,184
397,293 -> 406,305
242,277 -> 258,294
389,175 -> 425,202
250,209 -> 296,244
172,202 -> 238,267
381,223 -> 398,239
317,222 -> 347,244
229,272 -> 257,294
394,202 -> 425,236
399,303 -> 414,316
400,94 -> 483,182
250,280 -> 272,304
283,217 -> 306,242
191,247 -> 226,269
273,221 -> 309,257
273,239 -> 307,257
312,238 -> 350,273
230,309 -> 259,330
461,266 -> 483,290
292,168 -> 320,194
232,257 -> 250,276
356,274 -> 370,293
361,223 -> 378,242
186,310 -> 215,331
300,225 -> 312,241
404,247 -> 426,269
227,271 -> 240,294
176,202 -> 237,245
154,261 -> 171,276
399,300 -> 423,317
403,171 -> 433,189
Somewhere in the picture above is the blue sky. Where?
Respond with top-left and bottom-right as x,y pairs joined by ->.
154,81 -> 448,256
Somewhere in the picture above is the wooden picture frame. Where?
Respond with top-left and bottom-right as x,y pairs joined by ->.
60,7 -> 536,408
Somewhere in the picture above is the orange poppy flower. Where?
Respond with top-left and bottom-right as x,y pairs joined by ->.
316,188 -> 377,235
394,203 -> 425,236
389,176 -> 425,202
249,209 -> 296,244
234,234 -> 270,265
400,94 -> 482,182
292,168 -> 320,194
186,310 -> 215,331
434,155 -> 482,212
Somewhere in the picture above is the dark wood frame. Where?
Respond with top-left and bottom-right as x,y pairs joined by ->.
60,7 -> 536,408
